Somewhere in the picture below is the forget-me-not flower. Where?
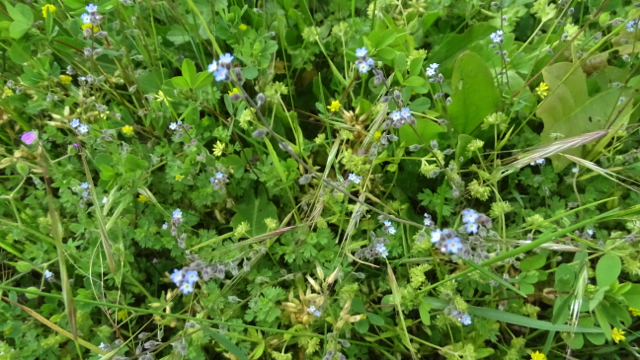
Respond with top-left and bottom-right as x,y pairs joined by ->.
207,60 -> 218,73
170,269 -> 183,284
358,62 -> 370,73
461,209 -> 478,224
81,13 -> 91,24
85,3 -> 98,13
214,68 -> 228,81
70,118 -> 80,128
173,209 -> 183,220
464,222 -> 478,234
376,243 -> 389,258
460,314 -> 472,325
169,122 -> 177,130
180,282 -> 194,294
80,182 -> 89,189
78,124 -> 90,134
219,53 -> 234,64
445,237 -> 462,254
186,270 -> 199,284
162,222 -> 168,230
430,229 -> 442,243
355,47 -> 368,57
44,270 -> 54,279
348,173 -> 362,184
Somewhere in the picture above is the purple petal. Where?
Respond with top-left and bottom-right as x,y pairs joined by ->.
21,131 -> 37,145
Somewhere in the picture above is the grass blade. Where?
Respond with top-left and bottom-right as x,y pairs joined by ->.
464,260 -> 527,298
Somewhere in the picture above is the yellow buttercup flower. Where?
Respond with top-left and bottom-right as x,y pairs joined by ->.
612,327 -> 626,343
81,23 -> 99,33
239,24 -> 248,31
122,125 -> 134,135
117,310 -> 127,320
42,4 -> 56,18
4,87 -> 14,97
213,141 -> 225,157
327,100 -> 341,112
175,174 -> 185,181
228,87 -> 241,96
59,75 -> 72,84
629,307 -> 640,317
535,82 -> 549,98
138,195 -> 149,203
373,131 -> 382,140
530,351 -> 546,360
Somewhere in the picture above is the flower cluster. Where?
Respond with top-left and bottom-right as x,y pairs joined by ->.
461,208 -> 492,234
354,47 -> 375,73
170,268 -> 199,294
210,171 -> 229,193
386,107 -> 415,129
423,213 -> 433,227
347,173 -> 362,185
70,118 -> 90,135
452,310 -> 472,326
425,63 -> 439,78
530,158 -> 545,166
308,305 -> 322,317
355,232 -> 390,260
382,220 -> 396,235
431,229 -> 463,254
208,53 -> 235,82
490,30 -> 504,43
628,19 -> 638,33
80,4 -> 104,37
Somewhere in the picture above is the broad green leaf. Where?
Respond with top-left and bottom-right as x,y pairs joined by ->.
594,307 -> 612,340
123,154 -> 149,173
171,76 -> 190,89
181,58 -> 197,87
207,328 -> 250,360
448,51 -> 500,134
7,3 -> 33,39
230,187 -> 278,237
554,263 -> 575,293
424,297 -> 603,333
376,47 -> 396,60
10,20 -> 30,38
408,97 -> 431,112
9,42 -> 30,64
354,318 -> 369,333
166,26 -> 190,45
193,72 -> 213,88
394,52 -> 407,72
520,254 -> 546,271
595,254 -> 621,288
418,302 -> 430,325
367,313 -> 385,326
403,76 -> 425,86
242,66 -> 258,80
622,284 -> 640,308
537,63 -> 633,171
398,117 -> 442,145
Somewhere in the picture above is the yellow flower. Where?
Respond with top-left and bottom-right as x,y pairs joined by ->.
3,87 -> 14,97
530,351 -> 546,360
59,75 -> 72,84
213,141 -> 225,157
4,327 -> 13,335
327,100 -> 341,112
155,91 -> 169,104
81,23 -> 99,33
42,4 -> 56,18
117,310 -> 127,320
138,195 -> 149,203
629,307 -> 640,317
175,174 -> 185,181
122,125 -> 134,135
373,131 -> 382,140
228,87 -> 241,96
535,82 -> 549,98
239,24 -> 248,31
612,327 -> 626,343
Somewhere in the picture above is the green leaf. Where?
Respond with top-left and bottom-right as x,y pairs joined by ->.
424,297 -> 603,333
354,318 -> 369,333
409,97 -> 431,112
622,284 -> 640,308
554,263 -> 575,293
418,302 -> 430,325
596,254 -> 621,288
166,26 -> 190,45
7,3 -> 33,39
409,56 -> 425,77
123,154 -> 149,173
448,51 -> 500,134
465,260 -> 527,298
171,76 -> 190,89
594,307 -> 612,340
403,76 -> 425,87
243,66 -> 258,80
181,58 -> 196,87
230,187 -> 278,237
12,261 -> 32,272
9,42 -> 30,64
395,52 -> 407,72
537,63 -> 633,171
367,313 -> 385,326
99,166 -> 115,181
207,328 -> 250,360
369,28 -> 396,49
520,254 -> 546,271
193,72 -> 213,89
376,47 -> 396,61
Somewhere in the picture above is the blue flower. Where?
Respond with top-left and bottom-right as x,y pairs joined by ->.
375,243 -> 388,258
490,30 -> 503,43
536,158 -> 545,165
172,209 -> 183,220
44,270 -> 54,279
70,118 -> 80,128
423,217 -> 433,226
464,223 -> 478,234
214,68 -> 228,81
162,222 -> 168,230
186,270 -> 199,284
390,110 -> 401,122
445,237 -> 462,254
170,269 -> 183,284
628,20 -> 637,32
387,227 -> 396,235
460,314 -> 472,325
80,182 -> 89,189
169,122 -> 177,130
586,229 -> 594,236
425,63 -> 439,77
219,53 -> 234,64
81,13 -> 91,24
461,209 -> 478,224
357,62 -> 370,73
78,124 -> 90,134
383,220 -> 392,227
348,173 -> 362,184
366,58 -> 374,67
207,60 -> 218,73
430,229 -> 442,243
85,3 -> 98,13
180,282 -> 194,294
400,108 -> 411,118
309,305 -> 322,317
355,47 -> 368,57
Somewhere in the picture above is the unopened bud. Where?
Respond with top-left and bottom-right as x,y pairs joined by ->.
256,93 -> 266,107
252,128 -> 267,139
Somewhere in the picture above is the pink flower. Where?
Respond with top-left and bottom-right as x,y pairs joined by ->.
21,131 -> 37,145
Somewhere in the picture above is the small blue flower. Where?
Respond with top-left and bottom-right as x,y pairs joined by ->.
80,182 -> 89,189
309,305 -> 322,317
180,282 -> 194,294
390,110 -> 401,122
85,3 -> 98,13
423,217 -> 433,226
383,220 -> 392,227
460,314 -> 472,325
586,229 -> 594,236
186,270 -> 199,284
387,226 -> 396,235
464,223 -> 478,234
426,68 -> 436,77
400,108 -> 411,118
376,243 -> 389,258
70,118 -> 80,128
173,209 -> 183,220
430,229 -> 442,243
348,173 -> 362,184
536,158 -> 545,165
357,62 -> 370,73
78,124 -> 90,134
169,122 -> 177,130
207,60 -> 218,73
461,209 -> 478,224
81,13 -> 91,24
170,269 -> 183,284
445,237 -> 462,254
366,58 -> 374,67
219,53 -> 234,64
355,47 -> 368,57
428,63 -> 439,70
214,68 -> 228,81
628,19 -> 637,32
490,30 -> 503,43
162,222 -> 168,230
44,270 -> 54,279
